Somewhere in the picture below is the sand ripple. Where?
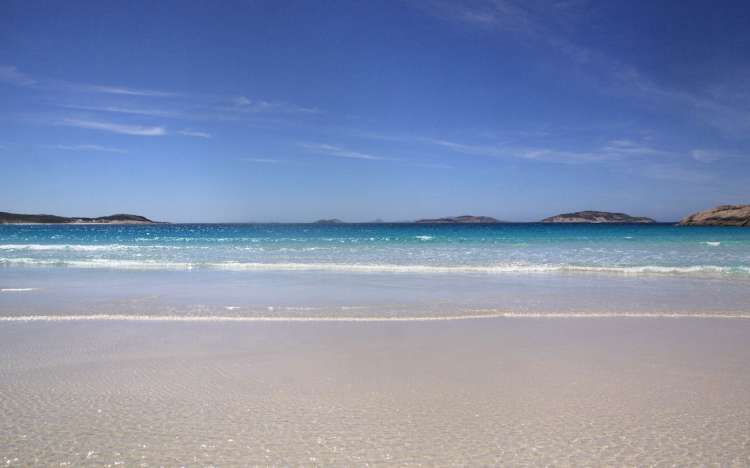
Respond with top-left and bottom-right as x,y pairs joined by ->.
1,319 -> 750,465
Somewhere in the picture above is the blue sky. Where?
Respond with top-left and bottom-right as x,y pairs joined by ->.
1,0 -> 748,222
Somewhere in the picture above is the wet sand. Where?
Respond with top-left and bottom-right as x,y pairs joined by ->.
1,318 -> 750,466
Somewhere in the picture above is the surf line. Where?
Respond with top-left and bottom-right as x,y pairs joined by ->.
0,312 -> 749,322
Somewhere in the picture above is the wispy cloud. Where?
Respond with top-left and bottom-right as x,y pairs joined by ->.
638,163 -> 715,183
47,144 -> 128,154
417,1 -> 750,137
0,65 -> 180,97
409,161 -> 454,169
74,84 -> 180,98
232,96 -> 319,115
417,1 -> 570,43
61,118 -> 166,136
177,129 -> 212,139
3,66 -> 321,130
447,0 -> 562,35
600,139 -> 671,158
300,143 -> 389,161
424,137 -> 672,164
238,157 -> 283,164
0,65 -> 36,86
58,103 -> 179,118
689,148 -> 744,163
608,66 -> 750,136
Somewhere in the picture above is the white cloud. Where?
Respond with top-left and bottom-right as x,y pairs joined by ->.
61,119 -> 166,136
689,148 -> 741,164
418,2 -> 750,137
49,144 -> 128,154
59,104 -> 179,118
639,163 -> 715,183
424,137 -> 671,164
418,0 -> 535,34
177,129 -> 212,139
239,157 -> 283,164
233,96 -> 319,114
300,143 -> 389,160
409,162 -> 454,169
234,96 -> 252,106
612,68 -> 750,136
2,66 -> 320,131
600,139 -> 670,157
0,65 -> 36,86
0,65 -> 176,97
79,84 -> 179,98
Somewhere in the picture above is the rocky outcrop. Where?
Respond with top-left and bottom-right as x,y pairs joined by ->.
679,205 -> 750,226
415,215 -> 502,224
0,212 -> 157,224
542,211 -> 655,224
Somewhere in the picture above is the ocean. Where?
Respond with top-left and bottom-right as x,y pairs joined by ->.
1,223 -> 749,319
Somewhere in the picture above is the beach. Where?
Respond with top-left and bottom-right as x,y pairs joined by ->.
1,223 -> 749,465
2,317 -> 749,466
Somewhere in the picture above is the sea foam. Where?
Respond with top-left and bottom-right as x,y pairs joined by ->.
1,256 -> 749,278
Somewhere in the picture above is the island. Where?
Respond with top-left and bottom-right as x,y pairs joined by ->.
313,218 -> 344,224
541,211 -> 656,224
0,212 -> 157,224
415,215 -> 502,224
679,205 -> 750,226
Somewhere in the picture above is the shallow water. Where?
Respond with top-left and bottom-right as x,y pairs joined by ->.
1,267 -> 749,321
2,224 -> 749,321
1,319 -> 749,466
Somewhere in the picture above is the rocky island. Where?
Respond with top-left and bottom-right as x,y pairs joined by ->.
0,212 -> 157,224
542,211 -> 656,224
313,218 -> 344,224
415,215 -> 502,224
679,205 -> 750,226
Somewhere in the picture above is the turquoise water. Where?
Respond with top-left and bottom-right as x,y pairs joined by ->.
1,223 -> 749,319
1,223 -> 749,276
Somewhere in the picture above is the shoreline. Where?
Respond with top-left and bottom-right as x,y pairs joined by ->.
2,311 -> 750,322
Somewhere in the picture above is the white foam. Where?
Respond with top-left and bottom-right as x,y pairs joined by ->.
0,288 -> 36,292
0,312 -> 748,322
705,241 -> 721,246
415,236 -> 434,241
0,244 -> 134,252
1,257 -> 748,277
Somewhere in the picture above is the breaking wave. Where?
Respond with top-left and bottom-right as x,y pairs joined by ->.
0,244 -> 138,251
1,257 -> 749,277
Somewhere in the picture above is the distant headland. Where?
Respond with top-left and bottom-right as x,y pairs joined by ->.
541,211 -> 656,224
0,212 -> 157,224
679,205 -> 750,226
313,218 -> 345,224
3,205 -> 748,226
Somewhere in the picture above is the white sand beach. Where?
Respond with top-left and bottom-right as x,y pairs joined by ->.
2,317 -> 749,466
